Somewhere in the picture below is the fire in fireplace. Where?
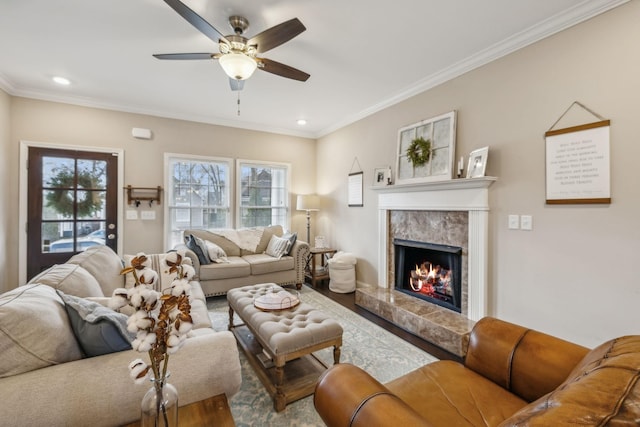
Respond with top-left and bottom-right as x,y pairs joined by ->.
394,238 -> 462,313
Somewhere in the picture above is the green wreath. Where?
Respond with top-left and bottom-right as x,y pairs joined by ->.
406,137 -> 431,167
45,167 -> 104,218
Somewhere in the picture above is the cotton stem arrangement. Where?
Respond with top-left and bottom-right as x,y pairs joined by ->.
110,251 -> 195,385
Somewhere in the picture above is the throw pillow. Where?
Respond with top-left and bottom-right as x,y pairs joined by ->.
0,284 -> 83,378
28,263 -> 104,298
282,231 -> 297,255
122,253 -> 193,292
66,245 -> 126,296
184,234 -> 210,265
57,291 -> 135,358
265,235 -> 291,259
205,240 -> 229,263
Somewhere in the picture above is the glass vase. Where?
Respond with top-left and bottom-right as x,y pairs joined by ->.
140,374 -> 178,427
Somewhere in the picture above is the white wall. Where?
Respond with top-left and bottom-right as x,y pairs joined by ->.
317,2 -> 640,348
0,89 -> 10,293
7,98 -> 316,290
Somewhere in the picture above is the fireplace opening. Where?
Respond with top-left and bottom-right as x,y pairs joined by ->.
394,238 -> 462,313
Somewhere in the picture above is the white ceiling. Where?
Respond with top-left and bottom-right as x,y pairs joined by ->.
0,0 -> 626,138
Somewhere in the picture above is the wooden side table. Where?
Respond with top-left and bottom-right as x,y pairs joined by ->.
306,247 -> 337,287
122,393 -> 235,427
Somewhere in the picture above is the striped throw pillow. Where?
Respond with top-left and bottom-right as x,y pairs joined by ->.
265,235 -> 291,259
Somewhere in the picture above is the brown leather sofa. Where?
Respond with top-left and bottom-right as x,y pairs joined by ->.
314,317 -> 640,426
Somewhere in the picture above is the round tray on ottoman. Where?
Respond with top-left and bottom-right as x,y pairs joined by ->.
253,289 -> 300,311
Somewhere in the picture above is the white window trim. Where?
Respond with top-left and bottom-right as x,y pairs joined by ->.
164,153 -> 234,250
235,158 -> 292,230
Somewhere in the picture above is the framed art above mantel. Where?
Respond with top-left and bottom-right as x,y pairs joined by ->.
396,110 -> 457,185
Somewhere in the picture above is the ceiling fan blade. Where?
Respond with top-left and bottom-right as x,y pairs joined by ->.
229,78 -> 245,91
257,58 -> 310,82
248,18 -> 306,54
153,53 -> 214,60
163,0 -> 228,45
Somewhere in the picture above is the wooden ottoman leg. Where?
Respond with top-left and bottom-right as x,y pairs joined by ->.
274,364 -> 286,412
228,306 -> 234,331
333,345 -> 341,364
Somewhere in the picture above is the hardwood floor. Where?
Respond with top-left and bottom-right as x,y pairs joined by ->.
304,280 -> 461,362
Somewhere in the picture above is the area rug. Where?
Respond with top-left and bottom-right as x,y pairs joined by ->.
207,285 -> 438,427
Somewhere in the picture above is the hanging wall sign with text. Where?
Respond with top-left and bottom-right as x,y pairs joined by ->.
545,120 -> 611,204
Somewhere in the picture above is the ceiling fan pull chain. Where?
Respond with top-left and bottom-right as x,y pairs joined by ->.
237,91 -> 241,116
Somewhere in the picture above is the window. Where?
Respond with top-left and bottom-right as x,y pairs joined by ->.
165,154 -> 232,249
237,160 -> 290,229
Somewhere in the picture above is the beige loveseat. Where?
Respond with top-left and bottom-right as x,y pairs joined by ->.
0,245 -> 242,427
178,225 -> 310,296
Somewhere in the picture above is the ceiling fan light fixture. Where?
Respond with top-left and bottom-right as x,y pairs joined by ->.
219,53 -> 257,80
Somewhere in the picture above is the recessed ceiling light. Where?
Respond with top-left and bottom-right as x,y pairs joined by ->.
52,76 -> 71,86
297,119 -> 307,126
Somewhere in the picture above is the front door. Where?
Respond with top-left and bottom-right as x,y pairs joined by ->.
27,147 -> 119,280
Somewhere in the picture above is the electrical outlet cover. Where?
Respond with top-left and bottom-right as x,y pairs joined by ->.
508,215 -> 520,230
141,210 -> 156,220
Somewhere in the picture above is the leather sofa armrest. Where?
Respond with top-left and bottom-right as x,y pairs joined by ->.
465,317 -> 589,402
314,364 -> 432,427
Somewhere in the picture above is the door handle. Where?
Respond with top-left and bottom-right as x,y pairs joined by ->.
107,224 -> 116,240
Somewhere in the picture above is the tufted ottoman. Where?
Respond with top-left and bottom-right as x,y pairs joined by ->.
227,283 -> 343,411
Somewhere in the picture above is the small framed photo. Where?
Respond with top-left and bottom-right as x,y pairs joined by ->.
466,146 -> 489,178
373,166 -> 390,186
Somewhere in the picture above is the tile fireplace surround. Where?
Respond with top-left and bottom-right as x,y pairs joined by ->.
357,177 -> 496,357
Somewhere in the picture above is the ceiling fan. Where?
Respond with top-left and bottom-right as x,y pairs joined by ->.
154,0 -> 310,91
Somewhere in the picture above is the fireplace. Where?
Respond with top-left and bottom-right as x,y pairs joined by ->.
394,239 -> 462,313
355,178 -> 495,357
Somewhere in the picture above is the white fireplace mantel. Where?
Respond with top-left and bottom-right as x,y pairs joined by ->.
376,177 -> 496,321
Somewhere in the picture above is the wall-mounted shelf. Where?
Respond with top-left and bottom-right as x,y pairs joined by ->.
125,185 -> 162,207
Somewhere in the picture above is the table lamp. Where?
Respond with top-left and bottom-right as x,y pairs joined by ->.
296,194 -> 320,244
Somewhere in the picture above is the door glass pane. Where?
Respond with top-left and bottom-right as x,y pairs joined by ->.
77,222 -> 105,250
44,222 -> 74,253
42,157 -> 74,188
77,159 -> 107,189
42,189 -> 74,219
77,190 -> 106,219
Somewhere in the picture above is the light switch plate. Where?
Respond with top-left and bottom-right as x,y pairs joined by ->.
126,210 -> 138,220
141,210 -> 156,220
521,215 -> 533,230
508,215 -> 520,230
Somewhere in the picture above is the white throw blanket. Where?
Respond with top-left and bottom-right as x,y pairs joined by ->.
212,227 -> 265,252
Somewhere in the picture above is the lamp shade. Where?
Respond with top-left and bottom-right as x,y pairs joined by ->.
219,53 -> 257,80
296,194 -> 320,211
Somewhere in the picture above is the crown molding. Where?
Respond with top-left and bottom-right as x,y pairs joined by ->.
0,73 -> 16,94
315,0 -> 629,138
6,87 -> 317,139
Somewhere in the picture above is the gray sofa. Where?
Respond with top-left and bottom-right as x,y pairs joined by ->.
178,225 -> 310,296
0,245 -> 242,427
